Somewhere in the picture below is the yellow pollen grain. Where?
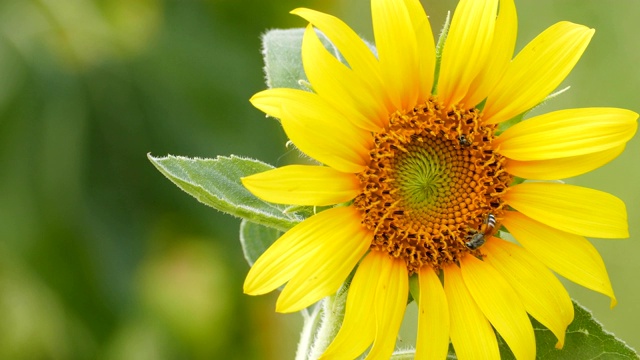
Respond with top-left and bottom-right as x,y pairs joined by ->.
354,97 -> 513,274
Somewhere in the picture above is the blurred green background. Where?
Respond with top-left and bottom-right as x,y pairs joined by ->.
0,0 -> 637,358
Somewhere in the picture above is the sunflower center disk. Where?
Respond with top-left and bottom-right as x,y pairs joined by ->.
354,98 -> 513,274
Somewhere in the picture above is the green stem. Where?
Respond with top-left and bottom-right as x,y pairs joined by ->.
294,280 -> 352,359
306,282 -> 350,359
295,305 -> 323,360
390,351 -> 417,359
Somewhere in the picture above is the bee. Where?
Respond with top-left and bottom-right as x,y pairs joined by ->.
458,134 -> 472,147
465,213 -> 497,250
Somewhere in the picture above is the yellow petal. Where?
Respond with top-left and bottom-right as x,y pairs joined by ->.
495,108 -> 638,160
320,251 -> 381,359
502,211 -> 617,307
461,255 -> 536,360
415,267 -> 449,360
250,88 -> 371,173
244,206 -> 362,296
402,0 -> 436,103
438,0 -> 498,108
302,25 -> 387,132
280,106 -> 370,174
241,165 -> 361,206
250,88 -> 294,118
372,0 -> 419,110
291,8 -> 393,113
483,22 -> 594,124
444,264 -> 500,360
463,0 -> 518,108
484,238 -> 574,348
276,220 -> 370,312
505,145 -> 626,180
366,254 -> 408,359
505,182 -> 629,238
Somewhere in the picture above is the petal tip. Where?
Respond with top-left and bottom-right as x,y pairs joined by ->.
275,297 -> 301,314
243,270 -> 269,296
290,7 -> 309,16
243,280 -> 257,295
248,92 -> 269,108
580,25 -> 595,42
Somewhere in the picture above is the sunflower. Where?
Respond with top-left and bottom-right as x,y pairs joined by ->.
241,0 -> 638,358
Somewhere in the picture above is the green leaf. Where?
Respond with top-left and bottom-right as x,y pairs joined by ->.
148,154 -> 303,231
262,28 -> 341,91
496,301 -> 638,360
239,219 -> 282,266
261,28 -> 379,91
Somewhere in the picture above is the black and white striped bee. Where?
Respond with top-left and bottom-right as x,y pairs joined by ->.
458,134 -> 472,147
465,213 -> 497,250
